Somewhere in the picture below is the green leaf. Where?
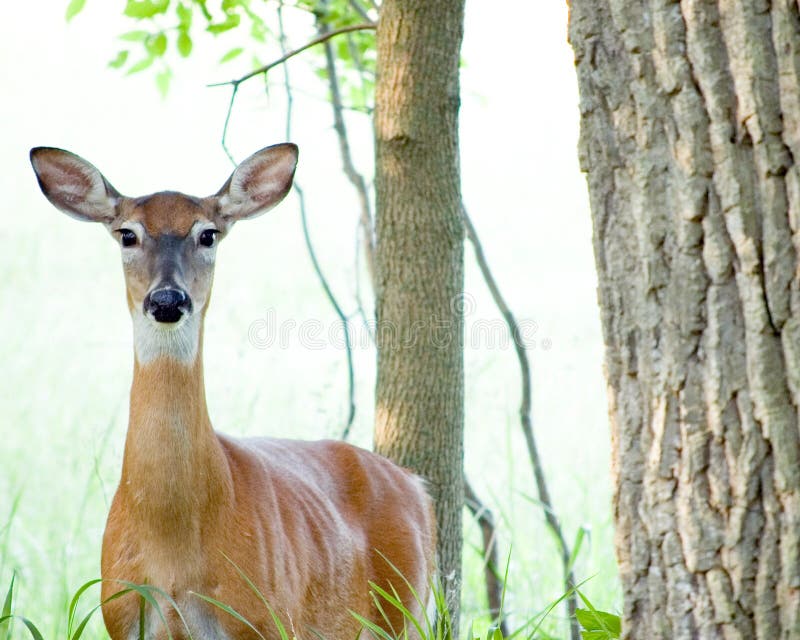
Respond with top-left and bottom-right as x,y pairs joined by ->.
65,0 -> 87,21
192,0 -> 212,21
146,32 -> 168,56
250,20 -> 266,43
219,47 -> 243,63
108,50 -> 129,68
124,0 -> 169,19
176,30 -> 192,57
119,30 -> 150,42
126,56 -> 155,75
155,68 -> 172,97
575,608 -> 621,638
175,2 -> 192,28
206,12 -> 240,34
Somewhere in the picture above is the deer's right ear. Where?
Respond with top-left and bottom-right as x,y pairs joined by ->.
30,147 -> 121,223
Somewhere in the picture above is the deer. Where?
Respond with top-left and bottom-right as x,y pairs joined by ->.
29,144 -> 436,640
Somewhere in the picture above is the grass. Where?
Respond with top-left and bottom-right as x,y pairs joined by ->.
0,565 -> 620,640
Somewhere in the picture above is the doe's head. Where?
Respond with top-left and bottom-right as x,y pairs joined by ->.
29,144 -> 298,332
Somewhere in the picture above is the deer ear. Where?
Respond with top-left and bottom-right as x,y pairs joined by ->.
214,143 -> 298,225
30,147 -> 121,223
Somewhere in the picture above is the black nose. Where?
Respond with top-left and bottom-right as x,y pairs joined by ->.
144,288 -> 191,323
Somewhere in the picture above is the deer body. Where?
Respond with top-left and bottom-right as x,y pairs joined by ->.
30,147 -> 435,640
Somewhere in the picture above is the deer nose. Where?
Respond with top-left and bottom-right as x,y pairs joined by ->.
144,288 -> 191,323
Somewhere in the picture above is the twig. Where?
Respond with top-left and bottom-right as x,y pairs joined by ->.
275,2 -> 356,439
319,19 -> 377,290
464,476 -> 509,636
462,205 -> 580,640
295,184 -> 356,437
345,33 -> 374,115
354,221 -> 376,343
208,24 -> 376,89
277,0 -> 293,141
220,84 -> 239,166
347,0 -> 373,22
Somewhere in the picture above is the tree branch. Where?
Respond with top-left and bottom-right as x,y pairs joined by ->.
464,476 -> 509,636
347,0 -> 373,23
296,184 -> 356,436
319,20 -> 376,290
277,0 -> 293,141
208,24 -> 376,89
220,83 -> 239,166
275,3 -> 357,439
462,204 -> 580,640
353,221 -> 376,343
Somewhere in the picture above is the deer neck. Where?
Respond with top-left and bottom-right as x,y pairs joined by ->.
120,314 -> 233,540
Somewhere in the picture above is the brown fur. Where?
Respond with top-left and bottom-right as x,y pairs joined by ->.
117,193 -> 216,237
100,353 -> 436,640
101,195 -> 435,640
29,145 -> 436,640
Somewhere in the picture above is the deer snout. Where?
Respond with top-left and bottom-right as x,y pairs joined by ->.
144,287 -> 192,324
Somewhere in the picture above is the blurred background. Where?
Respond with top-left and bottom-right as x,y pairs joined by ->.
0,0 -> 616,635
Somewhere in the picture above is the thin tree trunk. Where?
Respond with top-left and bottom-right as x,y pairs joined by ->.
569,1 -> 800,638
373,0 -> 466,631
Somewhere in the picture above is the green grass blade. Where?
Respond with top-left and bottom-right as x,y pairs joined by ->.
67,578 -> 103,637
523,576 -> 593,639
2,574 -> 14,618
0,492 -> 23,579
495,548 -> 512,630
115,581 -> 195,640
368,590 -> 397,637
71,586 -> 140,640
190,592 -> 266,640
220,553 -> 270,608
368,582 -> 425,640
0,615 -> 44,640
16,616 -> 45,640
350,612 -> 394,640
1,573 -> 14,640
566,526 -> 589,575
370,550 -> 433,639
218,553 -> 288,640
138,593 -> 145,640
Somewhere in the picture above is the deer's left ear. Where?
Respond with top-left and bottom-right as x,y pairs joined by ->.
214,143 -> 298,225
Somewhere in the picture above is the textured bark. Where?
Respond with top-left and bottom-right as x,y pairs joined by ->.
373,0 -> 465,630
569,1 -> 800,638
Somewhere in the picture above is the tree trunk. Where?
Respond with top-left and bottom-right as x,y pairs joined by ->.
373,0 -> 466,630
569,1 -> 800,638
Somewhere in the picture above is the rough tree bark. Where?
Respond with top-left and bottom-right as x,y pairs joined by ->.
569,1 -> 800,638
373,0 -> 466,630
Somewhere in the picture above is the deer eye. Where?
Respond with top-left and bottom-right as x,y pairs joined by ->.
199,229 -> 218,248
118,229 -> 137,247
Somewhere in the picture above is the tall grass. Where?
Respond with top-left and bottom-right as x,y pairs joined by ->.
0,567 -> 620,640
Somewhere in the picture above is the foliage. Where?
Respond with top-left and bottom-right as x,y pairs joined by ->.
574,592 -> 620,640
0,568 -> 622,640
68,0 -> 376,105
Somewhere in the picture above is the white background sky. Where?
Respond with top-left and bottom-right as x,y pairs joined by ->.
0,0 -> 619,622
